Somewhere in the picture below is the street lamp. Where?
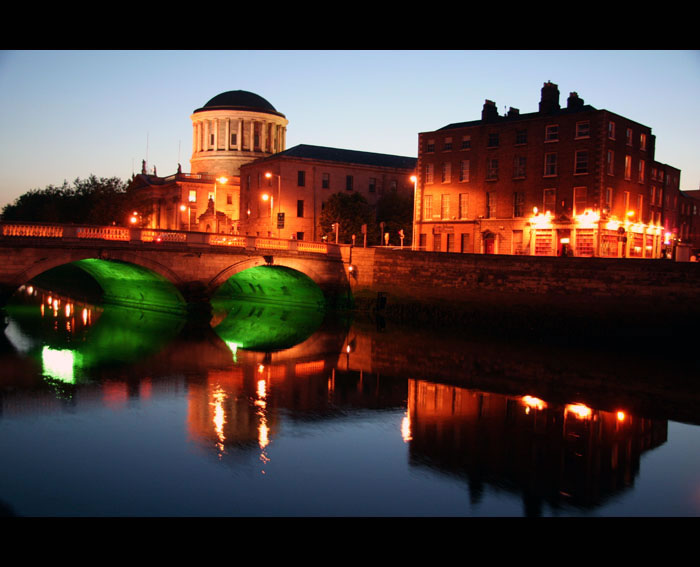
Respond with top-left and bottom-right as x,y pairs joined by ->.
265,172 -> 282,238
410,174 -> 418,250
213,176 -> 228,233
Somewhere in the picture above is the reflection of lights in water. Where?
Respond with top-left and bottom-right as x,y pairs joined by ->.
42,346 -> 81,384
224,341 -> 241,363
210,387 -> 227,456
256,378 -> 270,470
565,403 -> 592,420
82,308 -> 89,326
522,395 -> 547,413
401,413 -> 412,442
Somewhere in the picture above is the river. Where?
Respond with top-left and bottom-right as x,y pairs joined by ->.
1,283 -> 699,517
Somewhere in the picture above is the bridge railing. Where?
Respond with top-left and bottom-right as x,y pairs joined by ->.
0,221 -> 340,257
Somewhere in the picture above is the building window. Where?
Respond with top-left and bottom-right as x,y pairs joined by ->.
433,233 -> 441,252
513,192 -> 524,217
459,160 -> 470,182
636,194 -> 643,219
623,191 -> 630,214
297,200 -> 304,218
425,164 -> 434,184
638,159 -> 645,183
651,185 -> 657,206
461,233 -> 470,253
604,187 -> 613,211
608,121 -> 616,139
512,230 -> 525,255
543,189 -> 556,213
210,134 -> 215,147
640,133 -> 648,151
607,150 -> 614,175
486,158 -> 499,180
419,234 -> 427,250
487,133 -> 499,147
443,137 -> 452,151
369,178 -> 376,193
446,233 -> 456,252
188,190 -> 197,203
426,139 -> 435,152
515,130 -> 528,145
573,187 -> 587,215
298,170 -> 306,187
441,194 -> 451,219
626,128 -> 633,146
346,175 -> 354,191
459,194 -> 468,219
513,156 -> 526,178
423,195 -> 433,219
575,121 -> 590,138
544,153 -> 558,177
486,192 -> 496,218
226,193 -> 233,205
574,150 -> 589,174
624,155 -> 632,180
545,124 -> 559,142
461,135 -> 471,149
441,162 -> 451,183
322,173 -> 330,189
230,133 -> 237,146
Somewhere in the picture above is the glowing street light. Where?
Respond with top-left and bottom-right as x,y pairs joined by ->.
265,172 -> 282,238
213,176 -> 228,233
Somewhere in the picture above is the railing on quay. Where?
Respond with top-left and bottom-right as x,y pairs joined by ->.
0,222 -> 340,257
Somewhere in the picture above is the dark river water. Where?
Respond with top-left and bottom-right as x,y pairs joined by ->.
1,283 -> 699,517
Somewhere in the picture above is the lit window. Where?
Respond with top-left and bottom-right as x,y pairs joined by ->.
625,155 -> 632,180
638,159 -> 645,183
604,187 -> 613,211
640,133 -> 647,151
543,189 -> 556,213
188,190 -> 197,203
573,187 -> 587,215
486,192 -> 496,218
423,195 -> 433,219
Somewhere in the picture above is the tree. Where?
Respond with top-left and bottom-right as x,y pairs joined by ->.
2,175 -> 130,225
376,189 -> 413,247
318,192 -> 377,245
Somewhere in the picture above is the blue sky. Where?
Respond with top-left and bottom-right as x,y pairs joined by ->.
1,50 -> 698,210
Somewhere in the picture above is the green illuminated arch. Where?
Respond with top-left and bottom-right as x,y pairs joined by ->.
212,265 -> 326,310
29,259 -> 187,316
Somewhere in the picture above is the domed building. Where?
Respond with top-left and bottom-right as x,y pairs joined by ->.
128,89 -> 416,241
190,90 -> 288,178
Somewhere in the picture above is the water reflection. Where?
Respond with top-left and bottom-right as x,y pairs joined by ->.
1,284 -> 697,516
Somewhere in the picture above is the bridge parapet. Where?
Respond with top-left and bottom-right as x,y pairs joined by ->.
0,222 -> 341,258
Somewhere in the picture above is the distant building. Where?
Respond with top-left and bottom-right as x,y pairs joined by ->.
414,81 -> 685,258
128,91 -> 416,240
238,144 -> 416,241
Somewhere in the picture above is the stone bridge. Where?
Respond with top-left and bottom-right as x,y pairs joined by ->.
0,222 -> 353,316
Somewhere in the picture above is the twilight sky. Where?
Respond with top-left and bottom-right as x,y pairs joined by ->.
1,50 -> 698,211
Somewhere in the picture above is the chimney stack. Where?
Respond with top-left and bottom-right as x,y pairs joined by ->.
567,91 -> 584,110
482,99 -> 499,122
539,81 -> 560,114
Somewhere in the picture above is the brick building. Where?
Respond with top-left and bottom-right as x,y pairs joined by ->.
414,81 -> 684,258
238,144 -> 416,241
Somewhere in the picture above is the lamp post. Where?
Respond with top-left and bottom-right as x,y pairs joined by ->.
265,172 -> 282,238
213,176 -> 228,233
261,192 -> 273,236
410,175 -> 418,250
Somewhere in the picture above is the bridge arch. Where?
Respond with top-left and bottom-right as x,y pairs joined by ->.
6,249 -> 187,315
208,255 -> 351,310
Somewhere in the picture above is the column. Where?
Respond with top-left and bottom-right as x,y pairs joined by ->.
225,119 -> 230,150
262,121 -> 267,153
213,119 -> 218,151
237,119 -> 242,150
250,120 -> 255,151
